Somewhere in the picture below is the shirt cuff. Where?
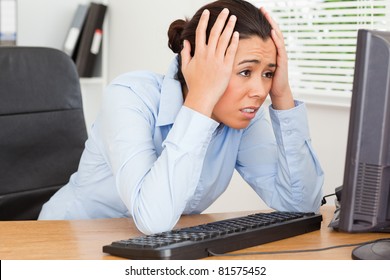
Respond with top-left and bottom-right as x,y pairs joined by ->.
268,100 -> 311,147
163,106 -> 220,154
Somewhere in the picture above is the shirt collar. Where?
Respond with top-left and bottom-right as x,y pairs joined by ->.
156,56 -> 184,126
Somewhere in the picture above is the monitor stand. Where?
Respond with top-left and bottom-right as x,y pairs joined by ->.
352,239 -> 390,260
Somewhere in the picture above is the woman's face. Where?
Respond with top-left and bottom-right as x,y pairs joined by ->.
211,35 -> 277,129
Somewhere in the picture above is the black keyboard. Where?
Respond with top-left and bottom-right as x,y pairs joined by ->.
102,211 -> 322,260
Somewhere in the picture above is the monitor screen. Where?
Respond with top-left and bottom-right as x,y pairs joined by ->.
335,29 -> 390,259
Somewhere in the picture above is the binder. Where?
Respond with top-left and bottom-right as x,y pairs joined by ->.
75,2 -> 107,77
63,4 -> 89,60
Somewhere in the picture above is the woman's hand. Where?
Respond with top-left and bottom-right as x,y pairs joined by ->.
261,7 -> 294,110
181,8 -> 239,117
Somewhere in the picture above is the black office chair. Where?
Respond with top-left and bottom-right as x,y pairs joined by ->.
0,47 -> 88,220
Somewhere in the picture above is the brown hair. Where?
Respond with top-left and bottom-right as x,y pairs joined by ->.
167,0 -> 272,87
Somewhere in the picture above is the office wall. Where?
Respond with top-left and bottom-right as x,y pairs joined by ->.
106,0 -> 349,212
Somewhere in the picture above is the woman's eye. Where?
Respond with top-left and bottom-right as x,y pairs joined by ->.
239,70 -> 251,77
262,71 -> 274,79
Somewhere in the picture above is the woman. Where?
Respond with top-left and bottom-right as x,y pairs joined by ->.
39,0 -> 324,234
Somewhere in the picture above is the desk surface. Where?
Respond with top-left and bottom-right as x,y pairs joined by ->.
1,206 -> 388,260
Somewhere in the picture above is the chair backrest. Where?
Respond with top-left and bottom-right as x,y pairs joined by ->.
0,47 -> 88,220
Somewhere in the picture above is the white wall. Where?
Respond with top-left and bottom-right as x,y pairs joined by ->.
306,104 -> 349,202
104,0 -> 350,213
106,0 -> 208,80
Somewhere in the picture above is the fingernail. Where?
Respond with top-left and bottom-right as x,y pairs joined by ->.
202,9 -> 209,16
222,8 -> 229,14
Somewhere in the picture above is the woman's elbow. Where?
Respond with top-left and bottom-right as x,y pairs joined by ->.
132,208 -> 179,235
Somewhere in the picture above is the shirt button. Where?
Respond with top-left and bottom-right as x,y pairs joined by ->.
284,118 -> 290,124
286,130 -> 292,136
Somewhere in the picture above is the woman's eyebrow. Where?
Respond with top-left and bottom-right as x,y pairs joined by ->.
238,59 -> 260,65
238,59 -> 276,68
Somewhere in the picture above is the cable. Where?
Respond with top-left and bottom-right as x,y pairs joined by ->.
207,238 -> 390,257
321,193 -> 336,206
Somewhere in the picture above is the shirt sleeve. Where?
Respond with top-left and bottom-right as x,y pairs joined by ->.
99,84 -> 219,234
235,101 -> 324,213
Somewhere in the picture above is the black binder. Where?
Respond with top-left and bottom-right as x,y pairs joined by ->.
75,2 -> 107,77
63,4 -> 89,60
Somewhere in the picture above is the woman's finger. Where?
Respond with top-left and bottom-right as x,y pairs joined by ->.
207,8 -> 230,50
180,40 -> 191,70
261,7 -> 287,58
224,31 -> 240,64
215,14 -> 237,58
260,7 -> 281,33
195,9 -> 210,53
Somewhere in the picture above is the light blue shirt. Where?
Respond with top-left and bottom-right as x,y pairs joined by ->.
39,57 -> 324,234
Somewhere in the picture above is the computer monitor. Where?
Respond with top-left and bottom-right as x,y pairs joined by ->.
337,29 -> 390,259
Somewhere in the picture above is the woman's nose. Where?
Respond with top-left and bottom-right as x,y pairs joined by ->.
248,79 -> 268,99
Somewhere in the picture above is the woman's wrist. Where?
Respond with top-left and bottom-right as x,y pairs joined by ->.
183,92 -> 216,118
270,90 -> 295,110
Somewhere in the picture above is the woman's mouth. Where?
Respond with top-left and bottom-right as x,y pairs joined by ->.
240,107 -> 258,119
241,108 -> 256,113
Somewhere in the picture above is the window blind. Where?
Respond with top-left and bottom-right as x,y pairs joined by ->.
249,0 -> 390,105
